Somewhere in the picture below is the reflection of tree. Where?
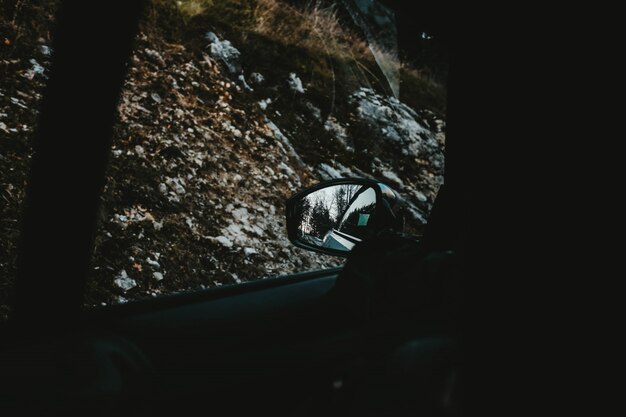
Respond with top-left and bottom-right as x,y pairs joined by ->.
295,198 -> 312,236
295,194 -> 335,238
310,200 -> 334,238
332,185 -> 359,222
295,184 -> 364,239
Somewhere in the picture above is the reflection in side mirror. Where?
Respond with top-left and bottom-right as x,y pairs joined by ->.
286,179 -> 403,256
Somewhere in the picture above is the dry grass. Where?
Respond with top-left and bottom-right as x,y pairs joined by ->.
250,0 -> 444,111
144,0 -> 445,112
253,0 -> 369,61
175,0 -> 214,18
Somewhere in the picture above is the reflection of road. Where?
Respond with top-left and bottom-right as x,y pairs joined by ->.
322,229 -> 359,251
300,234 -> 323,247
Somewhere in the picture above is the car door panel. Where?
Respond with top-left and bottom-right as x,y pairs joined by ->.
80,267 -> 458,416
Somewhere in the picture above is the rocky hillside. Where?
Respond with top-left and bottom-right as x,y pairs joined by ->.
0,0 -> 446,316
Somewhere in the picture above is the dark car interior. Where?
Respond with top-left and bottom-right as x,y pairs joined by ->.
1,1 -> 466,416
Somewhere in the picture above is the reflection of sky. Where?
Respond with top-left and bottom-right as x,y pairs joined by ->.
338,187 -> 376,226
304,184 -> 362,221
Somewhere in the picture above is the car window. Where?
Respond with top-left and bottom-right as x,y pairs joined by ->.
0,0 -> 60,321
0,0 -> 448,315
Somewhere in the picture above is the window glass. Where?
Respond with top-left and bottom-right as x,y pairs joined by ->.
86,0 -> 448,307
0,0 -> 60,321
0,0 -> 448,314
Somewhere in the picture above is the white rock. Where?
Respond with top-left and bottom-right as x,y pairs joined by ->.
134,145 -> 145,157
165,177 -> 186,195
215,236 -> 233,248
288,73 -> 305,93
324,117 -> 352,151
413,191 -> 428,203
258,98 -> 272,111
153,272 -> 164,281
232,207 -> 249,223
238,74 -> 253,91
29,59 -> 45,77
207,33 -> 242,75
381,170 -> 404,187
318,163 -> 342,180
114,270 -> 137,291
146,257 -> 160,269
204,31 -> 219,43
39,45 -> 52,56
144,48 -> 165,66
351,87 -> 439,159
278,162 -> 296,178
10,97 -> 27,109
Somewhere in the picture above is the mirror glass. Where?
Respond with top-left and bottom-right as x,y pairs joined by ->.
293,184 -> 377,252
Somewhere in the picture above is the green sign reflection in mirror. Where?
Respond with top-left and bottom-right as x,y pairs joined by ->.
293,184 -> 377,252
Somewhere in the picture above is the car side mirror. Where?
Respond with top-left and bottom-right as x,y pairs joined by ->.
285,178 -> 404,256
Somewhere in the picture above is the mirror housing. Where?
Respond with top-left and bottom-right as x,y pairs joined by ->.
285,178 -> 404,257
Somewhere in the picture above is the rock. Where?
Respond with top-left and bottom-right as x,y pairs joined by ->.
288,73 -> 305,93
351,87 -> 440,158
238,74 -> 253,91
324,117 -> 352,151
184,217 -> 196,231
114,270 -> 137,291
206,33 -> 242,75
215,236 -> 233,248
165,177 -> 186,195
258,98 -> 272,111
29,59 -> 46,78
305,102 -> 322,121
153,272 -> 164,281
232,207 -> 250,223
278,161 -> 297,179
317,163 -> 342,180
381,169 -> 404,188
10,97 -> 28,109
134,145 -> 145,157
413,191 -> 428,203
204,31 -> 219,43
250,72 -> 264,84
39,45 -> 52,56
146,257 -> 160,269
265,118 -> 306,168
144,48 -> 165,66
